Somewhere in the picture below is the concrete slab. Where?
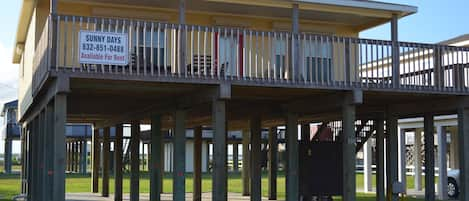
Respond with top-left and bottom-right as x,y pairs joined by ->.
65,192 -> 282,201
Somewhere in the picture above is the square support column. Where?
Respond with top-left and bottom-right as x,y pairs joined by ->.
150,116 -> 163,201
391,14 -> 400,88
4,138 -> 12,174
450,130 -> 459,169
114,124 -> 123,201
242,129 -> 251,196
91,128 -> 100,193
233,143 -> 239,172
414,129 -> 422,191
102,127 -> 110,197
80,140 -> 87,174
437,125 -> 448,200
193,126 -> 202,201
398,128 -> 407,192
173,110 -> 186,201
457,107 -> 469,201
50,94 -> 67,201
250,116 -> 262,201
286,113 -> 298,201
424,114 -> 435,201
212,100 -> 227,201
130,121 -> 140,201
268,127 -> 278,200
376,118 -> 385,201
363,140 -> 372,192
386,114 -> 399,201
342,102 -> 356,201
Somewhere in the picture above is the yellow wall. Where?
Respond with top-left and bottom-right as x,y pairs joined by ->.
18,7 -> 37,118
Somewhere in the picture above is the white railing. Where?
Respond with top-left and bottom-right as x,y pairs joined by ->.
44,14 -> 469,93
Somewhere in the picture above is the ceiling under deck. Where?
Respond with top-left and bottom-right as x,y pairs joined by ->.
66,78 -> 458,129
62,0 -> 409,31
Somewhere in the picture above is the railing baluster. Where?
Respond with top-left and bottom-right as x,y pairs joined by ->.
197,26 -> 201,78
150,22 -> 154,76
143,22 -> 147,76
190,25 -> 194,77
63,16 -> 68,69
71,16 -> 76,72
156,23 -> 160,77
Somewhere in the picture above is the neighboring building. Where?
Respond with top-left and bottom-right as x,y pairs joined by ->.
12,0 -> 469,201
1,100 -> 20,174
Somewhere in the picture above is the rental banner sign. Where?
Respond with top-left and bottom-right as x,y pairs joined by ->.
79,30 -> 129,65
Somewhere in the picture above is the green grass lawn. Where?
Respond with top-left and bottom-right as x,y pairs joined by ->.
0,172 -> 442,201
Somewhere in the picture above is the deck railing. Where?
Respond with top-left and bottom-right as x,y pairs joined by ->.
32,14 -> 469,94
32,16 -> 51,95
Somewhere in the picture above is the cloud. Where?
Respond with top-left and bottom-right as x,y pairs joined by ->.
0,43 -> 18,105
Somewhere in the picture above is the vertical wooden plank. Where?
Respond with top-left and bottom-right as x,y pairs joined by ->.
342,101 -> 356,201
150,116 -> 163,201
173,110 -> 186,201
250,117 -> 262,201
386,113 -> 399,201
242,129 -> 250,196
102,127 -> 110,197
91,128 -> 100,193
193,126 -> 202,201
424,114 -> 435,201
114,124 -> 123,201
52,94 -> 67,201
286,113 -> 298,201
268,127 -> 278,200
376,118 -> 385,201
130,121 -> 140,201
212,100 -> 227,201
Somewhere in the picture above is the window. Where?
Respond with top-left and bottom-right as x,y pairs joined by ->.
303,39 -> 333,82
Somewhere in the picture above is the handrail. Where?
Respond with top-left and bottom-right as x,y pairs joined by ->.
36,14 -> 469,94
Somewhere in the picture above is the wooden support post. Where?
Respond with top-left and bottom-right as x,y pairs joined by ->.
437,126 -> 448,200
51,94 -> 67,201
193,126 -> 202,201
386,114 -> 399,201
233,143 -> 239,172
91,128 -> 100,193
457,107 -> 469,201
286,113 -> 299,201
391,14 -> 400,88
114,124 -> 123,201
342,100 -> 356,201
414,128 -> 422,191
150,116 -> 163,201
398,128 -> 407,192
80,140 -> 87,174
268,127 -> 278,200
130,121 -> 140,201
242,129 -> 250,196
74,141 -> 77,172
212,100 -> 227,201
4,138 -> 12,174
424,114 -> 435,201
376,118 -> 385,201
250,116 -> 261,201
44,103 -> 54,200
102,127 -> 110,197
173,110 -> 186,201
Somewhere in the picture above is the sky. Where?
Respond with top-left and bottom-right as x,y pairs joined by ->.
0,0 -> 469,154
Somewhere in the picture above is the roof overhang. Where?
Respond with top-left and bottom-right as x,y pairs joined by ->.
13,0 -> 35,64
12,0 -> 417,64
